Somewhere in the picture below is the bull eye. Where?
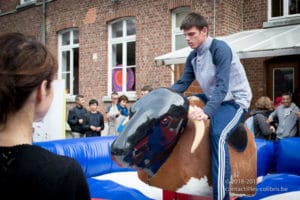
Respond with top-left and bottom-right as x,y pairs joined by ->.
161,118 -> 169,127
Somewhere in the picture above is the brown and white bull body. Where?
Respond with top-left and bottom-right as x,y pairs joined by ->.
111,88 -> 257,198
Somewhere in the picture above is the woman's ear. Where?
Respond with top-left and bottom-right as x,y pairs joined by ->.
36,80 -> 48,103
34,80 -> 53,122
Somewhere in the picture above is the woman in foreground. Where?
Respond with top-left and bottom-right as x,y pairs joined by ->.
0,32 -> 90,200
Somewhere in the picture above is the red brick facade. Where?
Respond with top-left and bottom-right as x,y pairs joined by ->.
0,0 -> 298,116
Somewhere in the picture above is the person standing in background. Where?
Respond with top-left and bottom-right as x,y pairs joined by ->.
249,96 -> 276,140
117,95 -> 129,118
84,99 -> 105,137
116,95 -> 130,133
267,92 -> 300,139
67,94 -> 87,138
106,91 -> 120,136
0,32 -> 90,200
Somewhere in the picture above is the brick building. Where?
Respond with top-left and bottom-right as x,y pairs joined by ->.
0,0 -> 299,117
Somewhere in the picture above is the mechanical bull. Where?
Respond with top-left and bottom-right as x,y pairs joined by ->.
111,87 -> 257,198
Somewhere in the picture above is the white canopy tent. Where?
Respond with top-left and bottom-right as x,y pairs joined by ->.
155,24 -> 300,66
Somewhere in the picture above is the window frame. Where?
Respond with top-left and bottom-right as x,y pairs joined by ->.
20,0 -> 36,5
272,67 -> 295,100
171,7 -> 190,51
268,0 -> 300,20
266,58 -> 299,102
170,7 -> 190,85
108,17 -> 136,98
58,28 -> 79,100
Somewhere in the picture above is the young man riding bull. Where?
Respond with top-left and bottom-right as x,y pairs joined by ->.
171,12 -> 252,200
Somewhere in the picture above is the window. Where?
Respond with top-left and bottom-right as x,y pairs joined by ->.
58,29 -> 79,96
273,68 -> 294,99
269,0 -> 300,18
108,18 -> 136,93
170,7 -> 191,86
171,7 -> 191,51
266,57 -> 299,103
17,0 -> 36,9
20,0 -> 35,5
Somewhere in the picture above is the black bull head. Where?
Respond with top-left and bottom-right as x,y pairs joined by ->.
111,87 -> 189,176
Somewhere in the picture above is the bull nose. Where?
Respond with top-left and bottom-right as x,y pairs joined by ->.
110,140 -> 131,156
110,147 -> 126,156
111,147 -> 132,168
111,154 -> 128,167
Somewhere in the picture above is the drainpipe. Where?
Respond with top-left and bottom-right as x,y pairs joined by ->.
41,0 -> 46,45
213,0 -> 216,37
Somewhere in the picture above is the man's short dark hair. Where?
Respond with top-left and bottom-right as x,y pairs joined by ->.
111,91 -> 118,96
141,85 -> 153,92
89,99 -> 99,106
282,92 -> 292,97
180,12 -> 209,31
75,94 -> 84,101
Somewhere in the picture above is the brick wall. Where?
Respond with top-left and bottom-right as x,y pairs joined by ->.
0,0 -> 20,11
242,58 -> 268,110
243,0 -> 267,30
216,0 -> 244,36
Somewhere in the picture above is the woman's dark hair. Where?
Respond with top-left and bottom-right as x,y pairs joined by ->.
180,12 -> 209,31
0,32 -> 57,125
118,95 -> 129,103
255,96 -> 274,111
